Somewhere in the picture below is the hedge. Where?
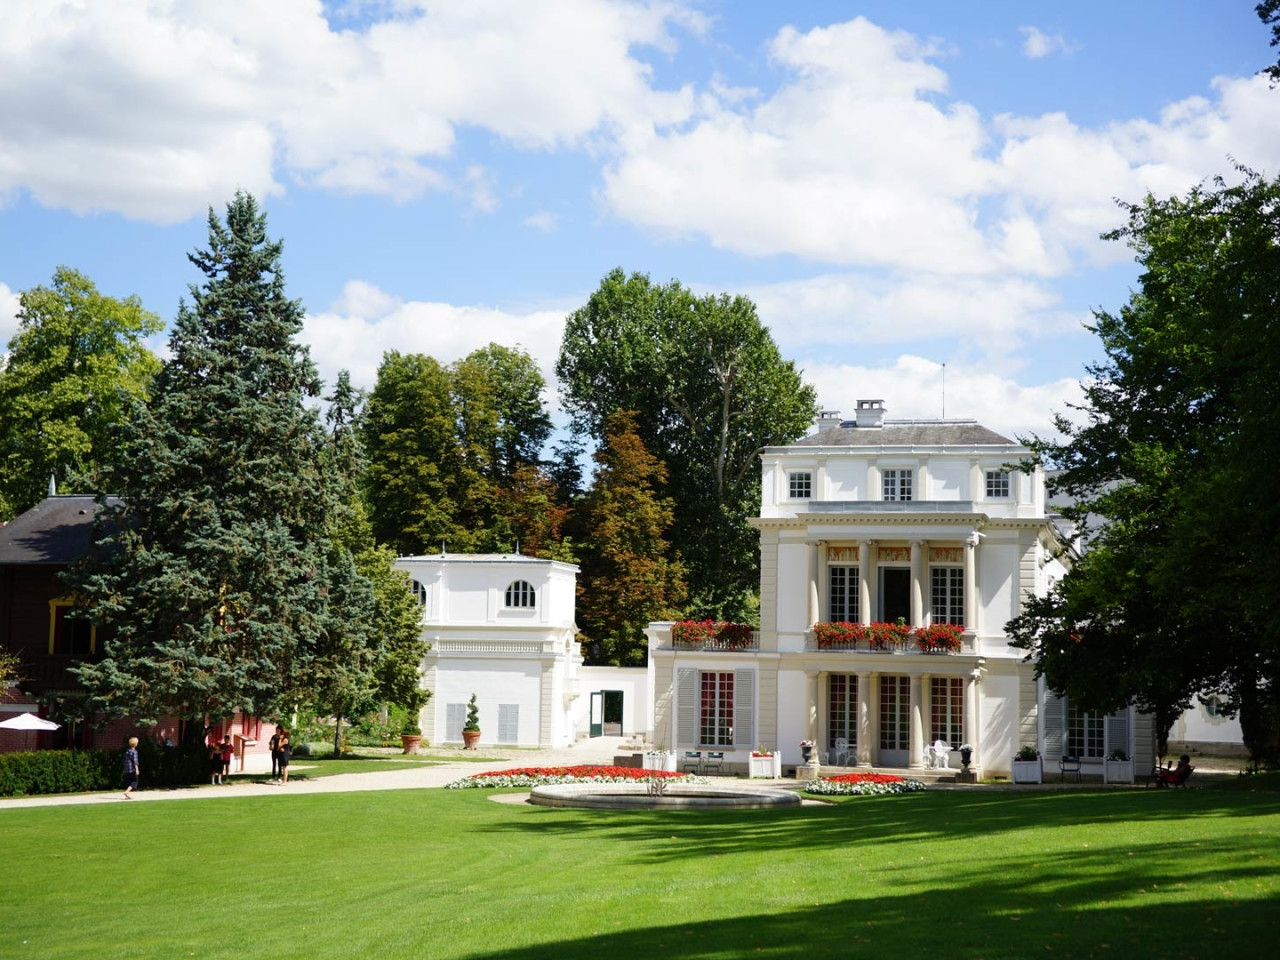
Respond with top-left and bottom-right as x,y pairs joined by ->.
0,740 -> 207,797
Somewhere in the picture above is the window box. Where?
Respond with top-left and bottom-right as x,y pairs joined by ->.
1104,759 -> 1134,784
749,753 -> 782,778
642,751 -> 677,773
1011,758 -> 1043,783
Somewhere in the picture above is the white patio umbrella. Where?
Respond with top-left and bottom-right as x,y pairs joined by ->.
0,712 -> 61,750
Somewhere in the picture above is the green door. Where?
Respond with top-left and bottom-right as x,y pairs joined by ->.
589,692 -> 603,738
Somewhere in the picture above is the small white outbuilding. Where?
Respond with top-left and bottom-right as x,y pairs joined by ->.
394,553 -> 649,749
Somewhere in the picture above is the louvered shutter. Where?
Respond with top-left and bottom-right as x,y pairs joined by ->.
445,703 -> 466,742
1043,691 -> 1066,759
733,669 -> 755,748
1105,709 -> 1130,757
676,668 -> 697,747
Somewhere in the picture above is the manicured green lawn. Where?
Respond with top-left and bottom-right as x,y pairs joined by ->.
4,781 -> 1279,959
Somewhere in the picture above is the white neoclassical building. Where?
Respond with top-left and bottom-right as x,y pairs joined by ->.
394,553 -> 649,749
647,400 -> 1155,778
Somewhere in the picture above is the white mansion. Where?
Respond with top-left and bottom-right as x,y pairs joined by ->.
646,400 -> 1154,778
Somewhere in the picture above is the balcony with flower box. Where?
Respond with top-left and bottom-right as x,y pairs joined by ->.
667,620 -> 760,652
805,622 -> 972,655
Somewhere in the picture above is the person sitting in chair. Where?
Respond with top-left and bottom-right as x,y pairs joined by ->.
1158,755 -> 1192,786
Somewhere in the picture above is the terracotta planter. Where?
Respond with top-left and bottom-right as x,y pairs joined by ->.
462,729 -> 481,750
400,734 -> 422,755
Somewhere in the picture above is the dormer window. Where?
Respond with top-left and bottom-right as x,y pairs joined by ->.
504,580 -> 536,608
788,471 -> 812,500
883,469 -> 913,502
985,470 -> 1010,498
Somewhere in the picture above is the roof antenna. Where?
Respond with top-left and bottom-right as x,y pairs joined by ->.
49,473 -> 57,497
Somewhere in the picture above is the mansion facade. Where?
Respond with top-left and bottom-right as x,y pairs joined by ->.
647,400 -> 1155,778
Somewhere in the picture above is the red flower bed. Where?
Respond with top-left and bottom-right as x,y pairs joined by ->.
822,772 -> 907,785
469,765 -> 686,781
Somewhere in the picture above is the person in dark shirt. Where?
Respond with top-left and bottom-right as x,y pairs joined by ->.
122,737 -> 140,799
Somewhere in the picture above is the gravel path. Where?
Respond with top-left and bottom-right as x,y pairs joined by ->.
0,736 -> 637,810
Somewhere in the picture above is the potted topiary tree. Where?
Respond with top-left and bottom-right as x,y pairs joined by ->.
400,691 -> 426,754
462,694 -> 481,750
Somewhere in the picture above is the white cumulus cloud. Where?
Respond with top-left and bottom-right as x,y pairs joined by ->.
0,0 -> 694,222
0,281 -> 20,349
303,282 -> 567,397
602,18 -> 1280,279
801,354 -> 1084,442
1019,26 -> 1073,60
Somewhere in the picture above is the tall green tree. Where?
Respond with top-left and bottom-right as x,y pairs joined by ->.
322,371 -> 429,746
1261,0 -> 1280,83
576,411 -> 686,665
1008,169 -> 1280,765
557,269 -> 816,620
361,343 -> 557,555
0,267 -> 161,519
361,351 -> 462,555
66,193 -> 377,737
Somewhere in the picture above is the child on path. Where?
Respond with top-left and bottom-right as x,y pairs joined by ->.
220,736 -> 233,781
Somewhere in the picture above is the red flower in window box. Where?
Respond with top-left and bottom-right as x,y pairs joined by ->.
914,623 -> 963,653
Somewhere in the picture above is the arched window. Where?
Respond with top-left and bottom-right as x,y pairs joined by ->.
504,580 -> 535,608
411,580 -> 428,611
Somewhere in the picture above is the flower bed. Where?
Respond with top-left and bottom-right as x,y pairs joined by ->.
803,772 -> 926,796
446,764 -> 705,789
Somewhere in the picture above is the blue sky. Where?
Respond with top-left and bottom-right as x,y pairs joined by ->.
2,1 -> 1277,440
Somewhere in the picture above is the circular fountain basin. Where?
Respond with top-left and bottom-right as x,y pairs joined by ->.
528,782 -> 802,810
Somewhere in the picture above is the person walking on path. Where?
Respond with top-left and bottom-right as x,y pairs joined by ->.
277,729 -> 291,785
122,737 -> 140,799
220,736 -> 233,781
268,729 -> 281,781
208,742 -> 223,785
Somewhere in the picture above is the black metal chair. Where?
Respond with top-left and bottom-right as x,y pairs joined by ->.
703,751 -> 725,774
681,751 -> 703,774
1059,755 -> 1082,782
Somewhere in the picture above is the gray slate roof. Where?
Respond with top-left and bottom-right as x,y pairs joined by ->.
789,419 -> 1015,447
0,496 -> 121,565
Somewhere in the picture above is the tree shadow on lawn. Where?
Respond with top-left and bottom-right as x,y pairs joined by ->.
473,788 -> 1280,864
456,835 -> 1280,960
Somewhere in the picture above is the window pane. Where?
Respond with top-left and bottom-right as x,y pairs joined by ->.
699,672 -> 735,746
828,565 -> 858,622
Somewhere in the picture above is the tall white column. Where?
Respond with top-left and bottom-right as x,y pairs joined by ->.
965,532 -> 979,634
807,541 -> 820,627
858,540 -> 873,626
908,674 -> 924,769
805,670 -> 819,745
867,672 -> 881,766
910,539 -> 926,627
816,671 -> 828,758
965,669 -> 980,772
856,671 -> 872,766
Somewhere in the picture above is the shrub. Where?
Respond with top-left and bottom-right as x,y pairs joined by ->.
0,740 -> 205,797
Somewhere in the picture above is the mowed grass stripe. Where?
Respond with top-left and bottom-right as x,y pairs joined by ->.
3,783 -> 1279,959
